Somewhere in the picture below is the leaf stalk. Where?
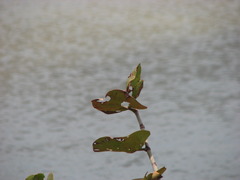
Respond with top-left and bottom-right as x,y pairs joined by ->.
130,108 -> 158,172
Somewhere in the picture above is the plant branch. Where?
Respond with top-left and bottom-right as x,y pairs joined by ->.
130,108 -> 158,172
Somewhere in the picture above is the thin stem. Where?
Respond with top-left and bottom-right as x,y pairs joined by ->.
130,108 -> 158,172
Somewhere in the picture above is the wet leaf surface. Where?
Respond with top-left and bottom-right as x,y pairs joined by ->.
93,130 -> 150,153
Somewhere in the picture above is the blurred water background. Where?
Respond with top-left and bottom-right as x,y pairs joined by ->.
0,0 -> 240,179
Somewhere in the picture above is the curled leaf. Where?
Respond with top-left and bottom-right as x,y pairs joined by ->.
47,173 -> 54,180
132,167 -> 166,180
25,173 -> 45,180
25,173 -> 54,180
144,167 -> 167,180
93,130 -> 150,153
91,89 -> 147,114
126,64 -> 144,98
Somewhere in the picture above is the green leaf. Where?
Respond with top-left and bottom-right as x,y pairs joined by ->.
47,173 -> 54,180
25,173 -> 45,180
126,64 -> 144,98
132,167 -> 166,180
144,167 -> 167,180
91,89 -> 147,114
93,130 -> 150,153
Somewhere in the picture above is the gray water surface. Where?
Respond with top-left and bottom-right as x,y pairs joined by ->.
0,0 -> 240,180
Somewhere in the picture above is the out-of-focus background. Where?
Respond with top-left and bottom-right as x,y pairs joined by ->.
0,0 -> 239,179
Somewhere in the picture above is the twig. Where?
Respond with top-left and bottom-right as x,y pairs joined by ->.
130,108 -> 158,172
